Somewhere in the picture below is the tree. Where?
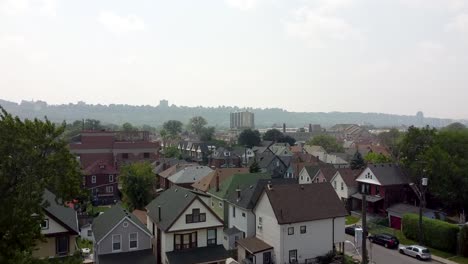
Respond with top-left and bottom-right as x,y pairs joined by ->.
0,108 -> 82,264
444,122 -> 466,131
364,152 -> 392,164
398,125 -> 436,178
188,116 -> 207,135
378,128 -> 403,159
164,146 -> 181,159
249,159 -> 261,173
306,135 -> 344,153
350,151 -> 365,170
263,129 -> 283,142
122,122 -> 136,132
281,135 -> 296,146
199,126 -> 215,141
238,129 -> 261,147
163,120 -> 183,136
119,162 -> 154,211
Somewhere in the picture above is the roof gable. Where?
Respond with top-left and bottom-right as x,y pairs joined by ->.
356,164 -> 408,186
168,166 -> 213,184
207,173 -> 271,199
167,197 -> 223,232
42,189 -> 79,234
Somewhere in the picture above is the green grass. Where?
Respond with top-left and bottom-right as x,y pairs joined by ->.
450,256 -> 468,264
346,215 -> 360,225
86,204 -> 110,215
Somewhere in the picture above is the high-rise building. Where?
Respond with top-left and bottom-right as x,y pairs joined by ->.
230,111 -> 255,130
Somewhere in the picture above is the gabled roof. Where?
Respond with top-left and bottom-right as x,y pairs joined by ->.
207,173 -> 271,200
82,160 -> 118,175
332,168 -> 362,188
262,183 -> 348,224
192,168 -> 249,192
168,165 -> 213,184
92,204 -> 149,243
42,189 -> 79,234
303,145 -> 327,154
320,166 -> 338,182
359,163 -> 409,186
303,165 -> 320,178
152,158 -> 189,174
159,163 -> 196,179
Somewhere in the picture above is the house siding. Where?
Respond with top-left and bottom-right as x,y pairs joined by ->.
33,235 -> 78,259
228,204 -> 255,238
255,192 -> 282,262
97,219 -> 151,255
168,199 -> 222,232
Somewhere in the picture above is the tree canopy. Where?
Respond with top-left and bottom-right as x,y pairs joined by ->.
306,134 -> 344,153
350,151 -> 365,170
364,152 -> 392,164
263,129 -> 283,142
199,126 -> 215,141
238,129 -> 261,148
188,116 -> 207,135
163,120 -> 183,136
377,128 -> 403,159
0,108 -> 82,263
119,162 -> 155,211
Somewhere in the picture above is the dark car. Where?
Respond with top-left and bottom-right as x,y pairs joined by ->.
368,233 -> 399,249
345,225 -> 361,236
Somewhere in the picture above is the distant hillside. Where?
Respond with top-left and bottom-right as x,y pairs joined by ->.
0,99 -> 462,128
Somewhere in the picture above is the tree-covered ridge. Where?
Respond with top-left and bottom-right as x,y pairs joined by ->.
0,99 -> 462,128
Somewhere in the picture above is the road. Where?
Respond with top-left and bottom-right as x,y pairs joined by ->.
344,235 -> 441,264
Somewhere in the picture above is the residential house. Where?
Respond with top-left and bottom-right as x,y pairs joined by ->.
146,187 -> 229,264
92,204 -> 155,264
352,164 -> 411,215
83,160 -> 118,205
330,168 -> 363,211
209,147 -> 242,168
284,153 -> 323,178
250,152 -> 288,178
158,163 -> 197,190
237,183 -> 348,264
33,189 -> 80,259
207,173 -> 271,226
165,165 -> 213,189
80,223 -> 93,241
177,141 -> 216,162
192,168 -> 249,193
298,165 -> 337,184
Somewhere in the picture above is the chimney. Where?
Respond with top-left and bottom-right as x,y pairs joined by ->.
283,123 -> 286,133
216,173 -> 220,192
309,124 -> 312,133
236,185 -> 241,199
158,206 -> 161,222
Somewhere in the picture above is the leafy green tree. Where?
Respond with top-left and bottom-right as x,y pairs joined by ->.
163,120 -> 183,136
122,122 -> 136,132
119,162 -> 154,210
306,134 -> 344,153
443,122 -> 466,131
281,135 -> 296,146
364,152 -> 392,164
238,129 -> 261,147
200,126 -> 215,141
164,146 -> 181,159
0,108 -> 82,264
263,129 -> 283,142
83,119 -> 103,130
249,159 -> 261,173
378,128 -> 403,159
188,116 -> 207,135
398,125 -> 436,178
350,151 -> 366,170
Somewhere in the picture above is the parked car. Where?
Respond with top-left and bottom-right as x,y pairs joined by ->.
368,233 -> 399,249
345,225 -> 361,236
399,245 -> 431,261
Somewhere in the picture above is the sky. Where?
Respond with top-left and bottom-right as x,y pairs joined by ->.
1,0 -> 468,119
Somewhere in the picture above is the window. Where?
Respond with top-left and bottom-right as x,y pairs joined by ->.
41,219 -> 49,230
300,226 -> 306,234
300,176 -> 303,180
82,176 -> 86,186
333,181 -> 337,189
258,217 -> 262,224
122,153 -> 129,159
289,250 -> 297,263
288,227 -> 294,235
112,234 -> 121,251
129,233 -> 138,249
233,206 -> 236,218
91,175 -> 96,184
174,232 -> 197,250
375,185 -> 380,195
242,212 -> 246,217
56,236 -> 69,256
207,228 -> 217,246
87,230 -> 92,237
106,185 -> 114,193
219,202 -> 223,208
211,201 -> 214,207
186,208 -> 206,223
341,182 -> 344,191
109,174 -> 114,182
307,177 -> 310,182
144,152 -> 150,158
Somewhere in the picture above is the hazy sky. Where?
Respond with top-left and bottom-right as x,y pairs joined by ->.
1,0 -> 467,119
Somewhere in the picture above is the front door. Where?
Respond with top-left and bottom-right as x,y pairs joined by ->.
263,251 -> 272,264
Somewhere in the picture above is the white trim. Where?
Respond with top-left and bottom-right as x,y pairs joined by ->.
112,234 -> 122,252
96,216 -> 153,245
129,232 -> 138,250
91,175 -> 96,184
109,174 -> 114,182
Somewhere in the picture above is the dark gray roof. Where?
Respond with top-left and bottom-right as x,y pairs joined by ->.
42,189 -> 79,234
146,186 -> 198,231
304,165 -> 320,178
92,204 -> 149,242
98,249 -> 156,264
387,203 -> 440,216
367,164 -> 409,186
166,245 -> 229,264
224,226 -> 243,236
168,165 -> 213,184
227,178 -> 297,210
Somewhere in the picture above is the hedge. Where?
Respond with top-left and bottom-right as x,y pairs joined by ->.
402,213 -> 460,253
461,225 -> 468,257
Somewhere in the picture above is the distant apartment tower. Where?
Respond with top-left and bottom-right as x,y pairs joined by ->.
159,99 -> 169,108
230,111 -> 255,130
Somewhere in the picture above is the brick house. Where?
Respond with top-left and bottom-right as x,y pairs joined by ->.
82,160 -> 119,204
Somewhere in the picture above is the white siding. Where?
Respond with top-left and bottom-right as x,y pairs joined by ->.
255,192 -> 282,262
228,204 -> 256,237
356,167 -> 381,185
41,216 -> 67,235
169,199 -> 222,232
298,168 -> 311,185
332,173 -> 348,199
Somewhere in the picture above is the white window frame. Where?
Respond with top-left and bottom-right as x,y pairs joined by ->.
91,175 -> 96,184
129,232 -> 138,250
41,219 -> 49,230
112,234 -> 122,252
106,185 -> 114,193
109,174 -> 114,182
341,182 -> 344,190
219,202 -> 223,208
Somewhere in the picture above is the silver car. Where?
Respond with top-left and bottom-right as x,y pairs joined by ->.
398,245 -> 431,261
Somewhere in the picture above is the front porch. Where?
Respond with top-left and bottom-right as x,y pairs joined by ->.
351,193 -> 386,216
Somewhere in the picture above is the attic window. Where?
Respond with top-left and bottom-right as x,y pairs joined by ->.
99,164 -> 105,169
123,221 -> 129,228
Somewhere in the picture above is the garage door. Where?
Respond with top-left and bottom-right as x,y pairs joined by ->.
390,215 -> 402,230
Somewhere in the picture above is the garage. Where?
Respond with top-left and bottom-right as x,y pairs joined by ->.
390,215 -> 402,230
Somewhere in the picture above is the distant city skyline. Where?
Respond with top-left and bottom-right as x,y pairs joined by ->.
1,0 -> 468,119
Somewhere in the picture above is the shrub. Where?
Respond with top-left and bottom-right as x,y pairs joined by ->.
402,213 -> 460,253
461,225 -> 468,257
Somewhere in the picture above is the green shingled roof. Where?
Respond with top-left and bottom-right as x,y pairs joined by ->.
207,173 -> 271,200
42,189 -> 79,234
92,204 -> 149,243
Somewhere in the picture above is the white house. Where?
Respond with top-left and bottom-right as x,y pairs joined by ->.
330,168 -> 362,206
146,186 -> 229,264
237,183 -> 348,264
298,166 -> 320,184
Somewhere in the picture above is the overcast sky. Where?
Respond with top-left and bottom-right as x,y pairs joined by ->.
1,0 -> 467,119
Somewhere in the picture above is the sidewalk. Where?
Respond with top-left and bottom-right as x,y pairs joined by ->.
432,255 -> 459,264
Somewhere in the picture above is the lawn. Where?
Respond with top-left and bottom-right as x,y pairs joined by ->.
346,216 -> 360,225
86,204 -> 110,215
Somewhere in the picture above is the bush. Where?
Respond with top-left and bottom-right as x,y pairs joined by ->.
402,213 -> 460,253
461,225 -> 468,257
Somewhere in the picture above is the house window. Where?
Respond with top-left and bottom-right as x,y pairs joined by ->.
186,209 -> 206,223
174,232 -> 197,250
242,212 -> 246,217
211,201 -> 214,207
122,153 -> 129,159
129,232 -> 138,249
87,230 -> 92,237
56,236 -> 69,256
341,182 -> 344,191
82,176 -> 86,186
375,185 -> 380,196
300,226 -> 306,234
307,177 -> 310,182
106,185 -> 113,193
300,176 -> 303,180
91,175 -> 96,184
207,228 -> 217,246
144,152 -> 150,158
109,174 -> 114,182
112,234 -> 121,251
289,249 -> 298,263
233,206 -> 236,218
219,202 -> 223,208
288,227 -> 294,235
333,181 -> 337,189
41,219 -> 49,230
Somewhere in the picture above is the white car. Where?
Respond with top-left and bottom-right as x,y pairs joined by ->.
398,245 -> 431,261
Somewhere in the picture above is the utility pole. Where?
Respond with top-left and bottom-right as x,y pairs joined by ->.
362,192 -> 368,264
419,178 -> 428,246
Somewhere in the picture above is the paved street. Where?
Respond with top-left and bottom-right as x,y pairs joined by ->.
344,235 -> 441,264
